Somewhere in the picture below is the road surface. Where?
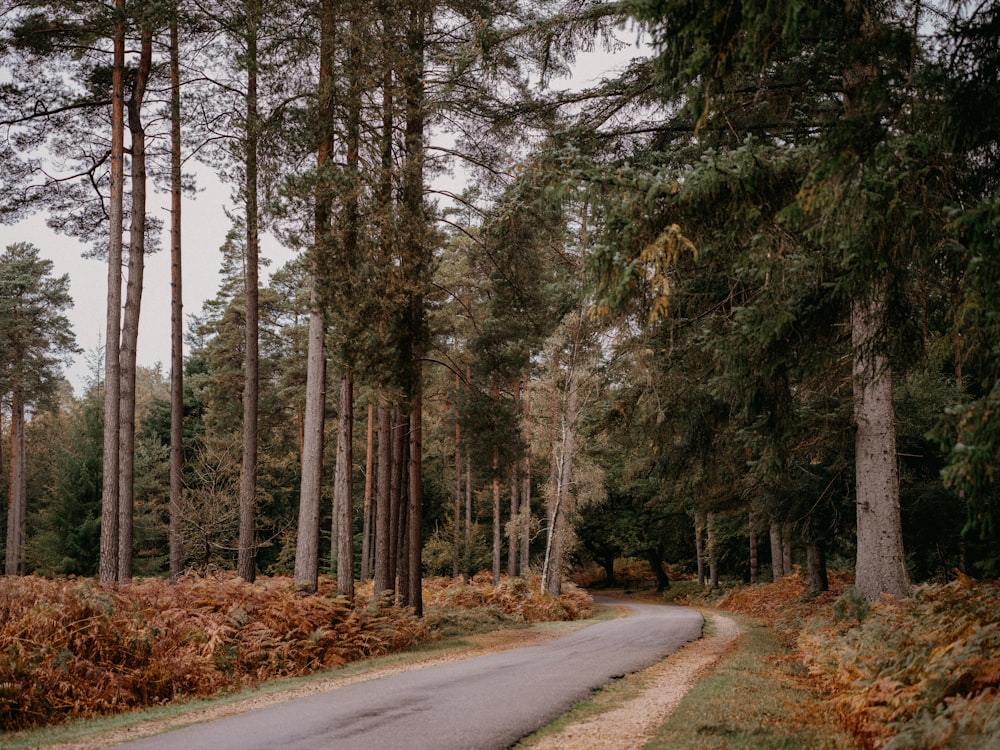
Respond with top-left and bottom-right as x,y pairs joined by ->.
114,598 -> 704,750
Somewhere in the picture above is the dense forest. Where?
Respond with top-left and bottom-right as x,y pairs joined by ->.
0,0 -> 997,610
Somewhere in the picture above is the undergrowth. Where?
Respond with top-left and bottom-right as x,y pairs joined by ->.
691,569 -> 999,750
0,572 -> 591,732
799,575 -> 1000,749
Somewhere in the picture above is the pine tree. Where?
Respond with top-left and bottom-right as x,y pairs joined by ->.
0,243 -> 78,575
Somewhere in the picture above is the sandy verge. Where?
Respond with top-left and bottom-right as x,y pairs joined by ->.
522,612 -> 741,750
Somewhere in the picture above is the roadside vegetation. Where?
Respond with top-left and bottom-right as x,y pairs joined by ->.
605,567 -> 1000,750
0,573 -> 591,733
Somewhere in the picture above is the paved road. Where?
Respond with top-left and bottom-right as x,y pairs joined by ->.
115,598 -> 703,750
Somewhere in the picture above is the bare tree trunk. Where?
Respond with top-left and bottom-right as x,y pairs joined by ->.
520,376 -> 531,574
361,402 -> 374,582
294,296 -> 326,592
408,392 -> 423,615
491,448 -> 501,584
707,511 -> 718,589
99,0 -> 126,584
770,520 -> 784,580
807,542 -> 829,594
852,281 -> 910,600
694,512 -> 705,586
168,10 -> 184,580
491,381 -> 501,584
748,510 -> 758,585
465,451 -> 472,581
782,523 -> 793,575
453,382 -> 461,578
335,372 -> 355,598
117,29 -> 152,584
237,11 -> 260,583
5,394 -> 25,575
542,365 -> 578,598
374,403 -> 393,597
508,376 -> 521,578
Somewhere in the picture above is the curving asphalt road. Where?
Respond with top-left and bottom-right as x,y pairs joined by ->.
113,597 -> 704,750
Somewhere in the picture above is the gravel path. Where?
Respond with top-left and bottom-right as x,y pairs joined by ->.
522,612 -> 741,750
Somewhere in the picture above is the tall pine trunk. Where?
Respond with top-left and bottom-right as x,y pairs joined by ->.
237,10 -> 260,583
295,0 -> 335,592
99,0 -> 126,584
168,10 -> 184,580
294,295 -> 326,591
519,376 -> 531,574
117,28 -> 152,583
5,392 -> 25,575
374,403 -> 394,597
852,280 -> 910,600
335,372 -> 355,598
361,402 -> 375,582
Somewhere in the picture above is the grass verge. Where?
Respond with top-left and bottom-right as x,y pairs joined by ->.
645,611 -> 859,750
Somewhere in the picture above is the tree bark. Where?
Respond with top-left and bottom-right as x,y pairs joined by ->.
520,376 -> 531,575
707,511 -> 718,589
646,548 -> 670,592
408,393 -> 423,615
99,0 -> 126,585
168,10 -> 184,580
335,372 -> 355,598
373,403 -> 393,597
852,280 -> 910,600
5,394 -> 25,575
294,295 -> 326,592
782,523 -> 793,576
807,542 -> 829,594
748,510 -> 758,584
769,520 -> 784,580
694,512 -> 705,586
117,28 -> 152,583
237,9 -> 260,583
361,402 -> 374,582
453,385 -> 461,578
507,376 -> 521,578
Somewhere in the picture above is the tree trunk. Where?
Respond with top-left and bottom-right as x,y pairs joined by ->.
294,297 -> 326,592
707,511 -> 718,589
361,402 -> 374,582
491,380 -> 501,584
453,386 -> 461,578
168,10 -> 184,581
465,451 -> 472,581
769,520 -> 784,580
335,372 -> 355,598
852,281 -> 910,600
5,394 -> 25,575
237,11 -> 260,583
646,548 -> 670,592
492,444 -> 501,584
542,363 -> 578,597
507,376 -> 521,578
519,376 -> 531,575
694,512 -> 705,586
748,510 -> 758,584
117,29 -> 152,584
807,542 -> 829,594
99,0 -> 126,585
782,523 -> 793,576
374,403 -> 393,597
408,393 -> 423,615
